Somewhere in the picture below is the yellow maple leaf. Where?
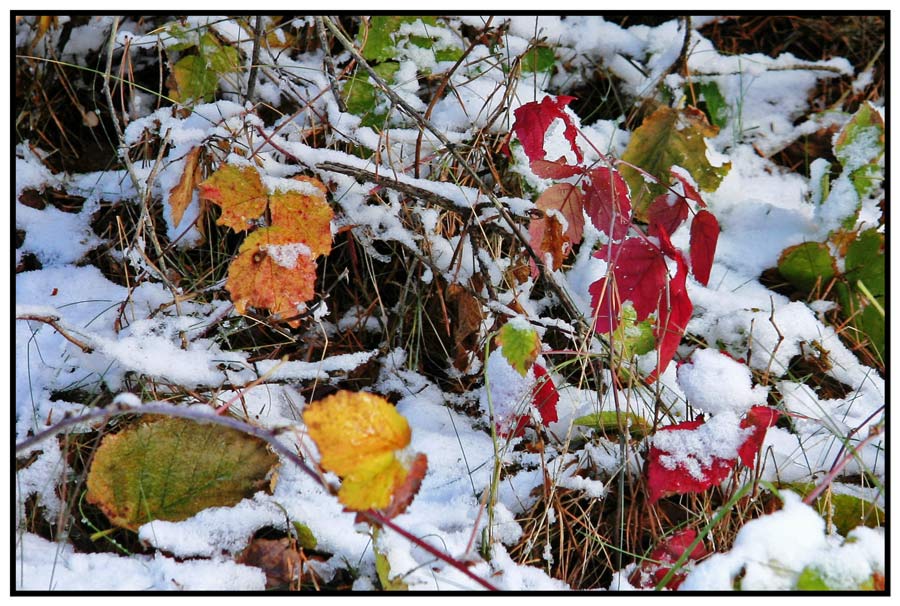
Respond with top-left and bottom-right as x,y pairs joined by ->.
268,176 -> 334,256
226,225 -> 318,327
199,164 -> 268,232
303,391 -> 424,512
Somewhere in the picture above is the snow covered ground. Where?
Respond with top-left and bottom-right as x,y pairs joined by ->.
13,15 -> 884,591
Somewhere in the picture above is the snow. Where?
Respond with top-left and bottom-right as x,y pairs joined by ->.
14,15 -> 884,593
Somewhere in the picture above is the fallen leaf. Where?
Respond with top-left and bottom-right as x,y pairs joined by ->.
629,529 -> 709,589
86,417 -> 277,531
226,226 -> 319,327
302,391 -> 426,514
237,538 -> 303,589
199,164 -> 268,232
168,146 -> 203,228
267,177 -> 334,256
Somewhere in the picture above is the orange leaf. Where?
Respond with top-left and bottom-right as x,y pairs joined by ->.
226,226 -> 318,327
528,183 -> 583,276
199,164 -> 268,232
168,146 -> 203,228
303,391 -> 425,514
268,176 -> 334,256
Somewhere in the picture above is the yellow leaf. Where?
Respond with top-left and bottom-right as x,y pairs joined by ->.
199,164 -> 268,232
226,226 -> 318,327
268,176 -> 334,256
303,391 -> 421,512
168,146 -> 203,227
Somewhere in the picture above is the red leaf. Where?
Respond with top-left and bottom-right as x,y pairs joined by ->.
646,417 -> 734,504
648,230 -> 692,383
737,406 -> 780,467
670,168 -> 706,207
629,529 -> 709,590
689,210 -> 719,286
583,167 -> 632,240
532,364 -> 559,426
590,237 -> 668,334
647,192 -> 690,238
381,453 -> 429,519
529,159 -> 583,179
512,96 -> 583,168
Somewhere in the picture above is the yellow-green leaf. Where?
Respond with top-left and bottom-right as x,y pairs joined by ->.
621,106 -> 730,221
573,411 -> 652,439
85,417 -> 278,531
496,320 -> 540,376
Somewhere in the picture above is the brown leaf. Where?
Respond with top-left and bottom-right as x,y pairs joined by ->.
168,146 -> 203,228
226,226 -> 319,327
237,538 -> 303,589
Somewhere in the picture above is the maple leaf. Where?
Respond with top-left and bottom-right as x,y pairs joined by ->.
302,391 -> 426,515
268,176 -> 334,256
199,164 -> 268,232
583,167 -> 632,240
512,95 -> 583,173
226,226 -> 318,327
528,183 -> 584,276
590,237 -> 668,334
689,209 -> 720,286
167,146 -> 203,228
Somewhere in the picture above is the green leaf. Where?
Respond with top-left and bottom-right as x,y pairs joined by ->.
777,241 -> 837,293
795,566 -> 832,590
292,521 -> 318,551
374,533 -> 409,590
573,411 -> 651,439
612,303 -> 656,359
170,54 -> 219,104
699,81 -> 728,128
496,321 -> 540,376
199,32 -> 239,75
834,102 -> 884,198
343,62 -> 400,128
86,417 -> 278,531
521,46 -> 556,74
620,106 -> 731,221
845,228 -> 884,298
783,482 -> 884,536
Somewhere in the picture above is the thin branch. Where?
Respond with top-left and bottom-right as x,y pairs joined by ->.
315,16 -> 348,113
245,16 -> 263,103
16,313 -> 95,354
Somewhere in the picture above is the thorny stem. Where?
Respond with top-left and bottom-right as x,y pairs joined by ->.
16,402 -> 499,591
321,17 -> 589,339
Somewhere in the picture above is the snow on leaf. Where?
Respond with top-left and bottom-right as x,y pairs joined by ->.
199,164 -> 268,232
268,176 -> 334,256
496,320 -> 541,376
833,101 -> 884,198
85,417 -> 278,531
512,95 -> 583,170
620,106 -> 730,221
302,391 -> 426,514
590,238 -> 668,334
167,146 -> 202,228
689,209 -> 720,286
226,226 -> 318,327
583,167 -> 632,240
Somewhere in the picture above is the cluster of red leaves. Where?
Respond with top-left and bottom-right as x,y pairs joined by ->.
501,363 -> 560,438
512,96 -> 720,382
646,406 -> 780,504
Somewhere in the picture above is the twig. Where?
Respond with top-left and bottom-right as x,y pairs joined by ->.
245,16 -> 263,103
321,17 -> 589,337
16,313 -> 95,354
315,16 -> 348,113
15,402 -> 499,591
102,17 -> 142,195
803,423 -> 884,505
